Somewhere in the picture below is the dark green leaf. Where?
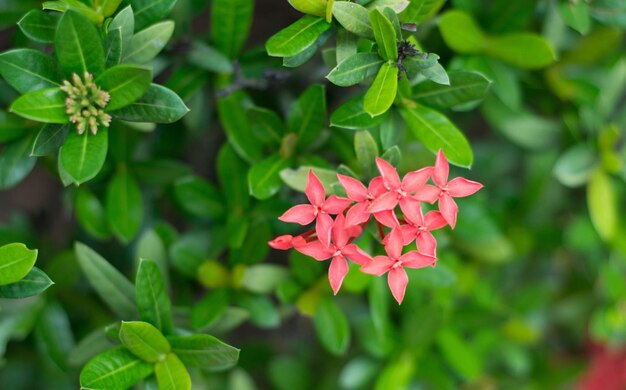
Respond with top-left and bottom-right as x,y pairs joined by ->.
333,1 -> 374,38
119,321 -> 171,363
110,84 -> 189,123
217,91 -> 263,163
0,49 -> 60,94
287,84 -> 327,147
190,289 -> 230,330
75,187 -> 111,240
0,242 -> 38,286
155,353 -> 191,390
169,334 -> 240,370
327,52 -> 383,87
217,144 -> 251,211
173,176 -> 225,219
211,0 -> 254,58
59,127 -> 108,185
266,16 -> 331,57
55,10 -> 105,76
437,329 -> 482,380
364,62 -> 398,117
248,153 -> 290,200
122,0 -> 174,30
314,297 -> 350,355
122,21 -> 174,64
105,27 -> 123,67
400,0 -> 445,23
31,124 -> 69,157
236,293 -> 280,328
331,95 -> 387,129
248,107 -> 285,144
18,10 -> 59,43
106,168 -> 144,243
80,347 -> 154,390
136,259 -> 173,335
109,5 -> 134,56
369,9 -> 398,60
10,87 -> 68,123
413,71 -> 491,110
0,267 -> 53,298
95,65 -> 152,111
188,41 -> 233,73
0,135 -> 37,189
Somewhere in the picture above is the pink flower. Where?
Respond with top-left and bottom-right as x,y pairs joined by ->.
295,214 -> 372,294
369,157 -> 432,214
268,235 -> 306,250
397,201 -> 447,257
415,150 -> 483,228
361,229 -> 436,304
279,171 -> 351,246
337,174 -> 398,227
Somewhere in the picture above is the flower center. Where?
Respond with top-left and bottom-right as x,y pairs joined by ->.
60,72 -> 112,135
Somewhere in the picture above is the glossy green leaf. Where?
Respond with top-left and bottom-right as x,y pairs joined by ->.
136,259 -> 173,335
0,242 -> 37,286
438,10 -> 486,53
106,168 -> 144,242
0,267 -> 53,298
400,104 -> 473,167
173,176 -> 225,219
18,10 -> 59,43
364,62 -> 398,117
95,65 -> 152,111
120,0 -> 173,30
155,353 -> 191,390
59,127 -> 108,185
188,41 -> 233,73
55,10 -> 105,76
485,33 -> 555,69
0,135 -> 37,189
280,166 -> 339,194
336,29 -> 358,63
80,347 -> 154,390
74,242 -> 137,319
421,62 -> 450,85
288,0 -> 327,17
110,84 -> 189,123
10,87 -> 68,123
31,124 -> 69,157
109,5 -> 134,55
105,27 -> 123,67
355,130 -> 379,174
413,71 -> 491,111
119,321 -> 170,363
211,0 -> 254,58
248,107 -> 285,144
327,52 -> 383,87
369,9 -> 398,60
122,21 -> 174,64
249,153 -> 290,200
0,49 -> 60,94
287,84 -> 327,147
266,16 -> 331,57
331,95 -> 387,129
169,334 -> 240,370
333,2 -> 374,38
217,91 -> 263,163
587,168 -> 618,242
75,187 -> 111,239
314,297 -> 350,355
400,0 -> 445,23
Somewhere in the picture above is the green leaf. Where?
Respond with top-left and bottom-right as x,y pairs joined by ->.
438,10 -> 486,53
80,347 -> 154,390
413,71 -> 491,111
560,0 -> 591,34
18,10 -> 59,43
0,267 -> 53,298
236,293 -> 280,328
55,10 -> 105,76
0,49 -> 60,94
188,41 -> 233,73
100,0 -> 123,17
0,242 -> 38,286
136,260 -> 173,335
31,124 -> 69,157
587,168 -> 618,242
364,62 -> 398,117
314,297 -> 350,355
421,62 -> 450,85
437,329 -> 482,380
0,110 -> 29,143
95,65 -> 152,111
59,127 -> 108,185
400,0 -> 445,23
485,33 -> 556,69
288,0 -> 327,17
553,145 -> 596,188
122,21 -> 174,64
119,321 -> 171,363
336,29 -> 358,63
110,84 -> 189,123
106,168 -> 144,243
400,103 -> 473,167
331,95 -> 387,129
240,265 -> 290,294
369,0 -> 410,12
333,2 -> 374,38
211,0 -> 254,58
287,84 -> 327,147
355,130 -> 379,174
9,87 -> 68,123
217,144 -> 251,211
369,9 -> 398,60
248,153 -> 290,200
169,334 -> 240,370
327,52 -> 383,87
109,5 -> 134,56
105,27 -> 123,67
0,135 -> 37,189
75,187 -> 111,239
248,107 -> 285,145
190,289 -> 229,330
122,0 -> 175,30
74,242 -> 137,319
155,353 -> 191,390
280,166 -> 339,194
217,91 -> 263,163
266,16 -> 331,57
173,176 -> 225,219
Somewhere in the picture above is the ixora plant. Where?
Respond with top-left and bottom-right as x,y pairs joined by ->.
1,0 -> 626,389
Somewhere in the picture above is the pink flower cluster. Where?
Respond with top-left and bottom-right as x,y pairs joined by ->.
269,150 -> 483,304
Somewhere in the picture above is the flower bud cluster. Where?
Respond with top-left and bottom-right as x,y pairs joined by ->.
269,150 -> 483,304
60,72 -> 111,135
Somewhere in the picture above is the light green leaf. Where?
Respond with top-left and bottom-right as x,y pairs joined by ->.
355,130 -> 379,174
59,127 -> 108,185
240,265 -> 290,294
122,0 -> 175,30
327,52 -> 383,86
211,0 -> 254,58
331,95 -> 387,129
413,70 -> 491,110
266,16 -> 331,57
122,21 -> 174,64
437,329 -> 482,380
369,9 -> 398,60
438,10 -> 486,53
18,10 -> 59,43
400,0 -> 445,23
288,0 -> 327,17
0,267 -> 53,298
188,41 -> 233,73
108,5 -> 134,56
155,353 -> 191,390
280,166 -> 339,194
553,145 -> 596,187
119,321 -> 171,363
368,0 -> 410,12
105,27 -> 123,67
336,29 -> 358,63
9,87 -> 68,123
95,65 -> 152,111
587,168 -> 618,242
420,62 -> 450,85
314,297 -> 350,355
80,347 -> 154,390
100,0 -> 123,17
55,10 -> 105,76
0,243 -> 37,286
485,33 -> 556,69
109,84 -> 189,123
333,1 -> 374,38
287,84 -> 327,147
106,168 -> 144,243
136,260 -> 173,335
75,187 -> 111,239
560,0 -> 590,34
248,153 -> 290,200
168,334 -> 240,370
400,103 -> 473,167
0,49 -> 60,94
364,62 -> 398,117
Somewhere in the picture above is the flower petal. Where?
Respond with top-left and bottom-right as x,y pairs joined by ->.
413,185 -> 441,204
345,202 -> 370,226
368,176 -> 387,197
438,194 -> 458,229
398,225 -> 417,246
375,157 -> 401,190
360,255 -> 394,276
279,204 -> 316,225
305,170 -> 326,206
294,240 -> 334,260
342,244 -> 372,265
337,174 -> 368,201
316,213 -> 334,247
416,232 -> 437,257
402,167 -> 432,192
433,149 -> 449,187
329,256 -> 349,295
331,213 -> 348,247
388,267 -> 408,304
424,211 -> 447,230
374,209 -> 400,228
399,197 -> 423,226
268,235 -> 294,250
401,250 -> 436,268
369,191 -> 399,213
385,228 -> 403,260
447,177 -> 484,197
322,195 -> 352,214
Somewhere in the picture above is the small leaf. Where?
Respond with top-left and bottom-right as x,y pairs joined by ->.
31,124 -> 69,157
331,95 -> 387,129
314,297 -> 350,355
217,91 -> 263,163
55,10 -> 105,76
119,321 -> 171,363
105,27 -> 123,67
105,168 -> 144,243
122,21 -> 175,64
266,16 -> 331,57
438,10 -> 486,53
413,71 -> 491,111
0,49 -> 60,94
211,0 -> 254,58
59,127 -> 108,185
109,84 -> 189,123
369,9 -> 398,60
327,52 -> 383,87
95,65 -> 152,111
75,187 -> 111,239
364,62 -> 398,117
0,242 -> 38,286
136,260 -> 174,335
188,41 -> 233,73
173,176 -> 225,219
248,153 -> 290,200
155,353 -> 191,390
217,144 -> 251,211
355,130 -> 379,174
400,0 -> 445,23
80,347 -> 154,390
333,1 -> 374,38
288,84 -> 327,147
168,334 -> 240,370
485,33 -> 556,69
421,62 -> 449,85
123,0 -> 175,30
560,0 -> 591,34
587,168 -> 618,242
0,267 -> 53,298
190,290 -> 230,330
553,145 -> 596,188
9,87 -> 68,123
18,10 -> 59,43
288,0 -> 327,17
400,103 -> 473,167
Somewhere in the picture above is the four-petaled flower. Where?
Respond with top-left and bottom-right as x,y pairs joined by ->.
368,157 -> 431,214
397,200 -> 447,257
